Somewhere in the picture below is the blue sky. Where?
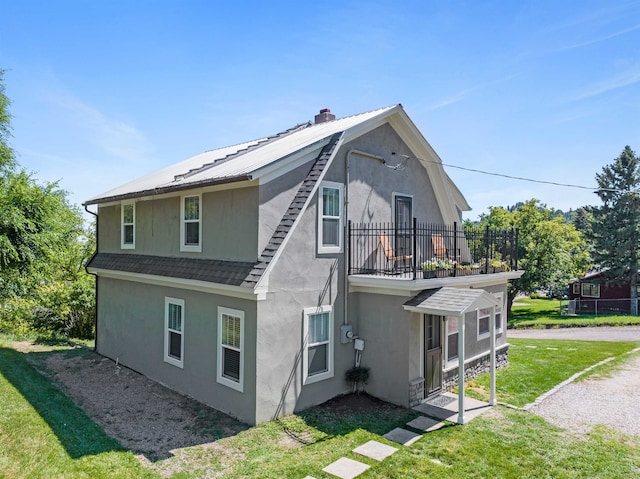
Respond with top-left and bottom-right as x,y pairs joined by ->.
1,0 -> 639,220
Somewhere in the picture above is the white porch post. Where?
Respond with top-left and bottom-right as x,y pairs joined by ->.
457,313 -> 466,425
489,305 -> 497,406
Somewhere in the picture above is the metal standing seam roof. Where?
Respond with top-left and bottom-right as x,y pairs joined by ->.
403,287 -> 501,316
85,105 -> 398,205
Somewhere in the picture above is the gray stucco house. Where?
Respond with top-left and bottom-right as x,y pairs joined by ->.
85,105 -> 522,425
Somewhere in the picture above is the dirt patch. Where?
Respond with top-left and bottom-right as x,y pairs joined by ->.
23,344 -> 248,476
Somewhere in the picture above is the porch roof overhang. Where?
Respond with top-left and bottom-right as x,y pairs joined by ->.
402,287 -> 501,317
403,286 -> 501,425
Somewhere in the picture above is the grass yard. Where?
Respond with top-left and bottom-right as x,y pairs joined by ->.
1,335 -> 640,478
467,338 -> 640,406
509,297 -> 640,328
0,338 -> 155,479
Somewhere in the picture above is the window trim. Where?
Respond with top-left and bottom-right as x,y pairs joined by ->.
477,307 -> 491,340
217,307 -> 244,392
317,182 -> 344,254
494,292 -> 504,335
581,282 -> 600,298
180,194 -> 202,253
572,283 -> 580,295
121,201 -> 135,249
445,315 -> 459,367
303,305 -> 334,385
164,297 -> 184,368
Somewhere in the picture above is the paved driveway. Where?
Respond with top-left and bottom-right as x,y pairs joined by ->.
507,326 -> 640,342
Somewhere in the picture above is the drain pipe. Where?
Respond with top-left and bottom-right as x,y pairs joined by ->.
343,150 -> 386,328
84,204 -> 99,352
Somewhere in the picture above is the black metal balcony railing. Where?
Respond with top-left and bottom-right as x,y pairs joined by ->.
348,219 -> 518,279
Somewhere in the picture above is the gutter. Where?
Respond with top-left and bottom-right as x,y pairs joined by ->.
83,174 -> 253,206
84,204 -> 99,352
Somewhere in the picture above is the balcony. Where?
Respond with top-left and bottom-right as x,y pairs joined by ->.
348,220 -> 518,279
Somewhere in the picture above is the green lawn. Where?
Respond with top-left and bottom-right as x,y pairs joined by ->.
467,338 -> 639,406
0,338 -> 155,479
2,335 -> 640,478
509,297 -> 640,328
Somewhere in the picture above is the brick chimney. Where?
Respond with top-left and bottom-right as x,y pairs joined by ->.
314,108 -> 336,124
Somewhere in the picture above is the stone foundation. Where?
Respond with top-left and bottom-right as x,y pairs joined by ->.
442,345 -> 509,392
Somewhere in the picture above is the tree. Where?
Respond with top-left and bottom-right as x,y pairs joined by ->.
586,146 -> 640,315
479,199 -> 590,315
0,69 -> 95,338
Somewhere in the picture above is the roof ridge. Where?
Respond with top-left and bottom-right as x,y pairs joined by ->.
174,121 -> 312,181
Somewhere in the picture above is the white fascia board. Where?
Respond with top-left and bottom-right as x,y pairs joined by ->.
89,267 -> 265,301
348,270 -> 524,297
95,179 -> 258,208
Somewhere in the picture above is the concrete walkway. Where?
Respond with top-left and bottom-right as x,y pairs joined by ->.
507,326 -> 640,342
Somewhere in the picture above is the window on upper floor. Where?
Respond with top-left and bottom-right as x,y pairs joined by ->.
217,307 -> 244,392
318,182 -> 343,254
303,305 -> 334,384
572,283 -> 580,294
164,297 -> 184,368
121,202 -> 135,249
181,195 -> 202,252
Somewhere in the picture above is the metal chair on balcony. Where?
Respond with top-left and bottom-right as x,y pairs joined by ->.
379,234 -> 412,273
432,234 -> 460,262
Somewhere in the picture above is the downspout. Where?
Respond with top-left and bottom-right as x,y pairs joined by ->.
344,150 -> 386,326
84,204 -> 99,352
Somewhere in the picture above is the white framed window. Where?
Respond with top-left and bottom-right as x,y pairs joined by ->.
181,194 -> 202,252
581,283 -> 600,298
445,316 -> 459,365
303,305 -> 334,384
477,307 -> 491,339
121,202 -> 135,249
217,307 -> 244,392
572,283 -> 580,294
318,182 -> 343,254
164,297 -> 184,368
494,292 -> 504,334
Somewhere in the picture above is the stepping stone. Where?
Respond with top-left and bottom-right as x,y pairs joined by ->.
406,415 -> 444,432
322,457 -> 370,479
302,476 -> 317,479
383,427 -> 422,446
353,440 -> 398,461
525,345 -> 537,348
546,347 -> 558,350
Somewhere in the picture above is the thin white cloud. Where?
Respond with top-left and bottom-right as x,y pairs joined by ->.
556,23 -> 640,52
45,88 -> 153,164
426,73 -> 520,112
571,64 -> 640,101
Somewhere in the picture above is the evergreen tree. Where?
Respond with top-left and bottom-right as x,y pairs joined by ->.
588,146 -> 640,315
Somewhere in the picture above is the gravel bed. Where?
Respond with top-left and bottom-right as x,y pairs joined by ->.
530,354 -> 640,437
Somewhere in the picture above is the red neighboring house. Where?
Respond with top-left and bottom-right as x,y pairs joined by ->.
568,271 -> 638,314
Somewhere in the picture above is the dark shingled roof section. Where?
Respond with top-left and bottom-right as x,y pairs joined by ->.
241,132 -> 344,287
403,287 -> 443,307
87,253 -> 256,287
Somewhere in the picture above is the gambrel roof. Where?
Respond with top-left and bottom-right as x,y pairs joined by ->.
87,104 -> 471,295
